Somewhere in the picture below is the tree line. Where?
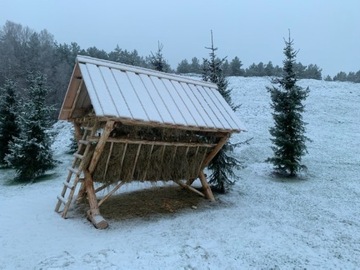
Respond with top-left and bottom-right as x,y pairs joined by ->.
1,20 -> 359,121
177,57 -> 323,80
324,71 -> 360,83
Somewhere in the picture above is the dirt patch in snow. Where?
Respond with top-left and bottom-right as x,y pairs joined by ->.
75,185 -> 214,222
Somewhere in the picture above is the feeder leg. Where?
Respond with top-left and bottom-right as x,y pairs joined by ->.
199,171 -> 215,202
84,170 -> 108,229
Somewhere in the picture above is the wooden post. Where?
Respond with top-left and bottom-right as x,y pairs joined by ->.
83,120 -> 114,229
174,180 -> 205,198
73,122 -> 82,142
199,171 -> 215,201
201,135 -> 229,168
186,135 -> 229,187
84,170 -> 108,229
88,121 -> 115,174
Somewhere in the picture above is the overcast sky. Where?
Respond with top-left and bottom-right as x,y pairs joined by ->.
1,0 -> 359,76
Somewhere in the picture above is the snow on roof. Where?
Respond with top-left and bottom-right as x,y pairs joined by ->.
59,55 -> 244,132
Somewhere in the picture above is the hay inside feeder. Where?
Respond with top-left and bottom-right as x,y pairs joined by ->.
87,123 -> 218,184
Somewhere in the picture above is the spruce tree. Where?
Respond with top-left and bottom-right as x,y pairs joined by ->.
202,31 -> 240,193
148,42 -> 171,72
267,33 -> 310,177
0,79 -> 20,165
5,72 -> 55,181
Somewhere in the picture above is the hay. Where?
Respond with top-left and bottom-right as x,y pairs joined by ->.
81,121 -> 220,184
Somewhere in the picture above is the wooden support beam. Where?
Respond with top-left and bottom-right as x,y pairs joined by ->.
103,142 -> 114,182
199,171 -> 215,202
87,136 -> 217,148
130,144 -> 142,180
73,122 -> 82,142
118,143 -> 128,180
142,144 -> 154,180
201,135 -> 229,168
174,180 -> 205,198
84,170 -> 108,229
88,121 -> 115,174
98,181 -> 125,207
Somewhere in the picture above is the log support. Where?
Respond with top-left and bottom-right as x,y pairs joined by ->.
174,180 -> 205,198
84,170 -> 108,229
82,120 -> 115,229
199,171 -> 215,201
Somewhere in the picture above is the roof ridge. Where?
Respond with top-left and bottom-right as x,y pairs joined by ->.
76,55 -> 218,89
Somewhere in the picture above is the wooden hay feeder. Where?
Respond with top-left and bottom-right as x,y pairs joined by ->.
55,55 -> 244,229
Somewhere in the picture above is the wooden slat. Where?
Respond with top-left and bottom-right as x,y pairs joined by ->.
69,79 -> 83,119
79,140 -> 89,145
102,142 -> 114,182
87,136 -> 217,148
174,180 -> 205,197
98,181 -> 125,207
68,167 -> 80,175
118,143 -> 128,180
57,195 -> 67,205
141,144 -> 154,180
130,144 -> 142,180
73,116 -> 238,134
73,153 -> 83,160
63,181 -> 74,189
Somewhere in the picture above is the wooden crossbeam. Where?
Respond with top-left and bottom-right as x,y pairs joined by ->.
87,136 -> 217,148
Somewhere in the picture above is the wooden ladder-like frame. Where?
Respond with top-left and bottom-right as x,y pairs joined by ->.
54,121 -> 97,218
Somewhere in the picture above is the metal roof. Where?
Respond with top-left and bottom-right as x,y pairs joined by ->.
59,55 -> 244,133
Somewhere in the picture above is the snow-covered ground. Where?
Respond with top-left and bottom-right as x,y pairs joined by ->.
1,77 -> 359,269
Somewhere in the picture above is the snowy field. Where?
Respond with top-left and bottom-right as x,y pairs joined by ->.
0,77 -> 359,269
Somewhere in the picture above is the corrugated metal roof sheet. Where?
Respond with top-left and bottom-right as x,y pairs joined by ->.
59,55 -> 244,132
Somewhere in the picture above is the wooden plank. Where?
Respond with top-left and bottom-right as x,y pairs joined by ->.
73,122 -> 82,142
69,79 -> 83,118
57,195 -> 67,205
199,171 -> 215,201
130,144 -> 142,179
68,167 -> 80,175
201,135 -> 229,168
102,142 -> 114,182
95,182 -> 112,193
98,181 -> 125,207
87,136 -> 217,148
118,143 -> 128,181
174,180 -> 205,197
73,153 -> 83,160
141,144 -> 154,180
63,181 -> 74,189
79,140 -> 89,145
87,121 -> 115,174
74,116 -> 237,134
